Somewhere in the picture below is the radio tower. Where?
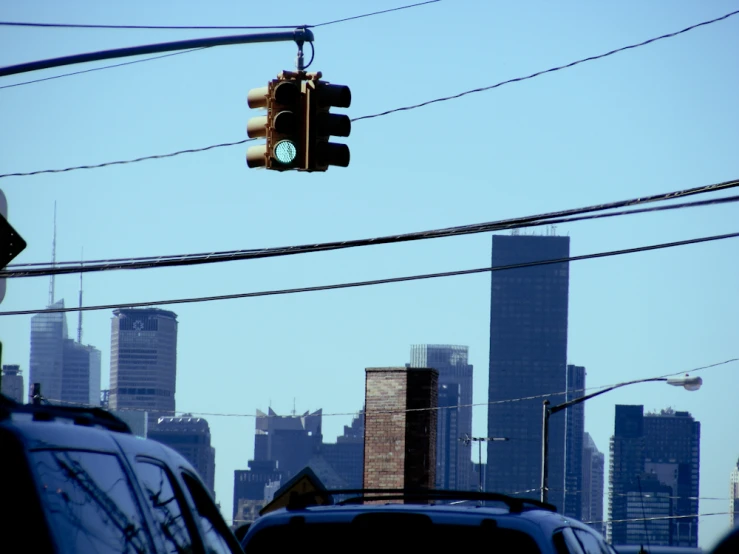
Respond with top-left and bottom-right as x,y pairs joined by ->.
48,202 -> 57,306
77,248 -> 83,343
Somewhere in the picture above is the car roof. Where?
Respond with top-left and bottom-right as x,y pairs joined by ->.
0,397 -> 199,476
248,500 -> 590,534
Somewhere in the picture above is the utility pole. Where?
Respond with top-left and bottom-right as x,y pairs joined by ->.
460,434 -> 509,491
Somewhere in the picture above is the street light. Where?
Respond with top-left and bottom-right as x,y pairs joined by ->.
540,374 -> 702,504
461,434 -> 509,492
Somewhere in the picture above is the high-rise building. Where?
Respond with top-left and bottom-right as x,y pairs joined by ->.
730,459 -> 739,527
232,408 -> 323,523
29,299 -> 101,407
608,405 -> 700,547
609,405 -> 647,545
1,365 -> 24,403
29,299 -> 67,402
318,411 -> 364,489
409,345 -> 473,491
582,432 -> 605,535
61,339 -> 101,406
564,364 -> 586,519
486,234 -> 570,511
109,308 -> 178,425
148,415 -> 216,498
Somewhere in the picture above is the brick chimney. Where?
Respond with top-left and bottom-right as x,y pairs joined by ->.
363,367 -> 438,495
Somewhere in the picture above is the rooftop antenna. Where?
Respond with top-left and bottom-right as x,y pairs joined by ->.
292,397 -> 296,416
77,247 -> 83,343
48,201 -> 57,306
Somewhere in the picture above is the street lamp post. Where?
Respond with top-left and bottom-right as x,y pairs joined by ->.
539,375 -> 702,504
461,434 -> 509,491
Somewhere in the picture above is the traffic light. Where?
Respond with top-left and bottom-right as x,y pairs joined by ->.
246,72 -> 352,172
246,77 -> 303,171
304,80 -> 351,172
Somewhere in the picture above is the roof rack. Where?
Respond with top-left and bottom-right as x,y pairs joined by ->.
287,488 -> 556,514
0,393 -> 132,434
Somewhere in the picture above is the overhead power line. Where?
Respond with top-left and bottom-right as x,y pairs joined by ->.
1,7 -> 737,179
40,358 -> 737,418
0,1 -> 440,30
4,182 -> 739,278
2,230 -> 737,317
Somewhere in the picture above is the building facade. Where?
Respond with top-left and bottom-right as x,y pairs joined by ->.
730,459 -> 739,527
109,308 -> 178,424
29,299 -> 67,402
409,344 -> 473,491
609,405 -> 700,547
148,415 -> 216,498
1,364 -> 24,403
487,234 -> 570,511
582,432 -> 605,535
564,364 -> 586,520
61,339 -> 101,406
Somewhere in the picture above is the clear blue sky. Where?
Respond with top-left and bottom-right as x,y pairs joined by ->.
1,0 -> 737,548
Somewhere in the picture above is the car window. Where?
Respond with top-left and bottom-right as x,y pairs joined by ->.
31,449 -> 150,554
136,460 -> 195,554
573,528 -> 607,554
553,528 -> 585,554
180,472 -> 241,554
243,519 -> 542,554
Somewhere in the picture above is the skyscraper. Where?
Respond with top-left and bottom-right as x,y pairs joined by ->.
148,415 -> 216,498
62,339 -> 101,406
582,432 -> 605,535
109,308 -> 178,424
564,364 -> 586,519
29,299 -> 67,402
608,405 -> 700,547
486,234 -> 570,511
730,459 -> 739,527
1,364 -> 24,403
233,408 -> 323,523
409,344 -> 473,491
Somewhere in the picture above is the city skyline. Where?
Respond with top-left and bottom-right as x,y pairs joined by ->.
2,3 -> 738,547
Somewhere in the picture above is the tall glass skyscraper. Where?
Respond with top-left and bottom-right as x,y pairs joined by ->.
564,364 -> 586,519
486,234 -> 570,511
409,344 -> 473,491
29,299 -> 68,402
109,308 -> 178,424
608,405 -> 701,547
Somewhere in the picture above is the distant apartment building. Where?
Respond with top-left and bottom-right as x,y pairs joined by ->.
487,233 -> 570,512
109,308 -> 178,426
1,365 -> 24,403
582,432 -> 605,535
564,364 -> 586,520
148,415 -> 216,498
608,405 -> 700,547
409,345 -> 473,491
730,459 -> 739,527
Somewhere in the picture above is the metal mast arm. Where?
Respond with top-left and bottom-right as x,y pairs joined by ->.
0,28 -> 314,77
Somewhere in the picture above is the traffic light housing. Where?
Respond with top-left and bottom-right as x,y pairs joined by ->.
246,77 -> 303,171
304,80 -> 351,172
246,72 -> 351,173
